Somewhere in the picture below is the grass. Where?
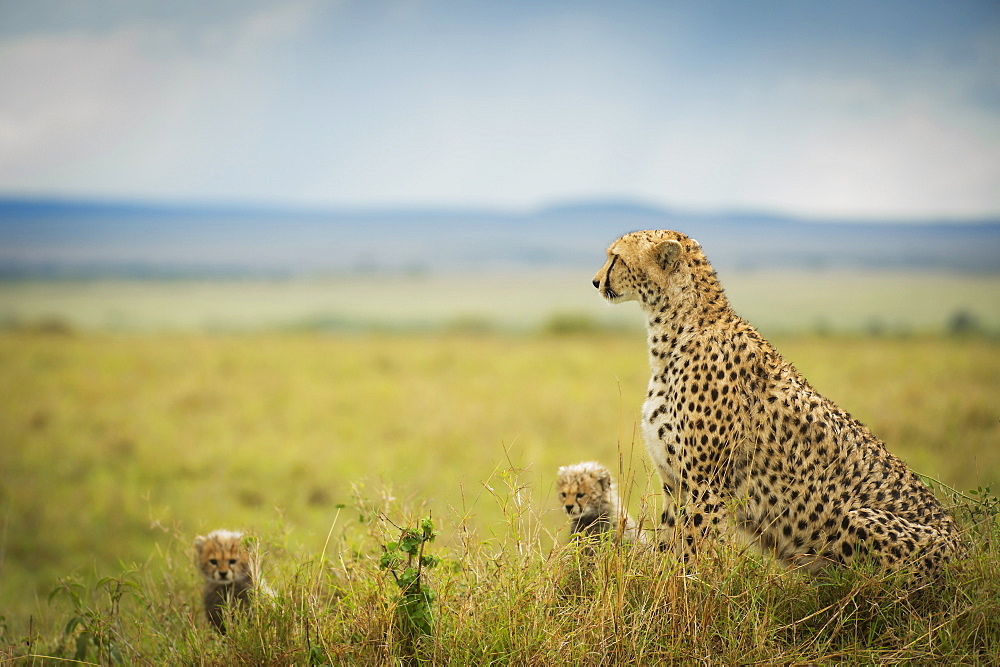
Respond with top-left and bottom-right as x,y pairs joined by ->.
1,330 -> 998,662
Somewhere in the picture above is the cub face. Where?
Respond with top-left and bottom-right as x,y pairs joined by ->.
592,230 -> 687,304
557,462 -> 611,521
195,530 -> 251,586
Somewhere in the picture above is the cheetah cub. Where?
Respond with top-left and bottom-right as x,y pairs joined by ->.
194,529 -> 257,634
557,461 -> 644,544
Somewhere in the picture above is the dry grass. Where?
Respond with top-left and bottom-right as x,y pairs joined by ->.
1,330 -> 997,662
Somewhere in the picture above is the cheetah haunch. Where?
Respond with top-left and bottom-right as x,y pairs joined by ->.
557,461 -> 644,544
593,230 -> 963,578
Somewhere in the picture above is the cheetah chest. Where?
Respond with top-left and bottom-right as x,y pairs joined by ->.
641,384 -> 685,494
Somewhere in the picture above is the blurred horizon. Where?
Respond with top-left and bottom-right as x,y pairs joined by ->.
3,193 -> 999,336
2,194 -> 999,276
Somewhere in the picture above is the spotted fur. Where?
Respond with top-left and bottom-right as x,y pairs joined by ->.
194,529 -> 255,633
557,461 -> 644,544
593,230 -> 964,578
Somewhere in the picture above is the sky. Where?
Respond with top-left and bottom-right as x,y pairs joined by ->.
0,0 -> 998,220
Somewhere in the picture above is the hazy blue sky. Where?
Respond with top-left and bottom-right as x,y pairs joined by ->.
1,0 -> 998,218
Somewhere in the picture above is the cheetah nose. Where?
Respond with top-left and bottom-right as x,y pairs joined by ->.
564,504 -> 575,512
219,571 -> 228,580
592,279 -> 600,288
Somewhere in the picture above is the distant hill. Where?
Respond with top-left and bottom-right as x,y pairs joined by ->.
1,197 -> 998,278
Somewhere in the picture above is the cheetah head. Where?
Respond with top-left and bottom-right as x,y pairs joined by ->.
592,230 -> 700,306
195,530 -> 251,586
556,461 -> 612,523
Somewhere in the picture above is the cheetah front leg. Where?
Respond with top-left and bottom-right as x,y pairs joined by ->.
657,481 -> 731,563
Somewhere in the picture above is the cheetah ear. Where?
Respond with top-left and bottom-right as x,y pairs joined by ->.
652,240 -> 683,271
598,469 -> 611,490
194,535 -> 206,553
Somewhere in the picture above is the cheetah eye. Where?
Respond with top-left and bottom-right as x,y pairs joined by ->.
576,493 -> 584,499
229,559 -> 237,565
559,492 -> 566,498
209,559 -> 218,566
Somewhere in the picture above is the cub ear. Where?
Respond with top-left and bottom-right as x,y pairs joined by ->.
652,239 -> 683,270
598,468 -> 611,490
194,535 -> 206,553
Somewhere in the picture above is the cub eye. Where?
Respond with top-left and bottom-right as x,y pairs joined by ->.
576,493 -> 584,499
559,492 -> 566,498
229,559 -> 237,565
209,559 -> 218,565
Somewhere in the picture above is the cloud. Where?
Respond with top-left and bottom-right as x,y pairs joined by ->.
623,68 -> 1000,219
0,1 -> 997,218
0,1 -> 325,196
0,30 -> 151,177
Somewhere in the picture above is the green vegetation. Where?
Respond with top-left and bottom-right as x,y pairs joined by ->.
378,515 -> 440,638
1,331 -> 998,662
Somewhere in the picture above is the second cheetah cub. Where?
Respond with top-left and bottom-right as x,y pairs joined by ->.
194,529 -> 257,634
557,461 -> 644,544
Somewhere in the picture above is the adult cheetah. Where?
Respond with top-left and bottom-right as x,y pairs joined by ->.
593,230 -> 964,578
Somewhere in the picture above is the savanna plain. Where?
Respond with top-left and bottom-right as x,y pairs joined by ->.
1,275 -> 999,663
